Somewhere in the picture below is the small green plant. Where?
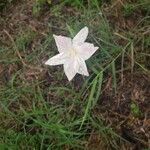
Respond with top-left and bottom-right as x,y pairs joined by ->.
130,102 -> 142,118
123,4 -> 136,17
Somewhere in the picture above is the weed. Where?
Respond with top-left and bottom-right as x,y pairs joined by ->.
123,4 -> 136,17
130,102 -> 142,118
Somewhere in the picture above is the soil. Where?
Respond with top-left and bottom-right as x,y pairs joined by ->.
94,73 -> 150,149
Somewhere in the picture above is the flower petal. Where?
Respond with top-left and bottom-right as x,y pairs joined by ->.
63,59 -> 79,81
45,53 -> 67,66
73,26 -> 88,45
77,58 -> 89,76
76,42 -> 99,60
53,35 -> 72,53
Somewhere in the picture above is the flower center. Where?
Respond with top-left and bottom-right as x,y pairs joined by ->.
69,48 -> 77,58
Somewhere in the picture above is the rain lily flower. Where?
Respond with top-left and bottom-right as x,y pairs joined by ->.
45,26 -> 99,81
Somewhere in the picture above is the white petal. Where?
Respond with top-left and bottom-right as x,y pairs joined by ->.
77,58 -> 89,76
45,53 -> 67,66
53,35 -> 72,53
73,26 -> 88,45
63,59 -> 79,81
76,42 -> 99,60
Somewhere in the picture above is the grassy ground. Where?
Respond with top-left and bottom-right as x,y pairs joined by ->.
0,0 -> 150,149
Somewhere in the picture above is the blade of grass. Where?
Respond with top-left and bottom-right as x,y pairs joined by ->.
131,42 -> 134,73
80,75 -> 98,129
111,61 -> 117,95
93,71 -> 103,107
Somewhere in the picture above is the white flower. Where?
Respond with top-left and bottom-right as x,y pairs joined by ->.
45,26 -> 99,81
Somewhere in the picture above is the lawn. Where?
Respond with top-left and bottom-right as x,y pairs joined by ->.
0,0 -> 150,149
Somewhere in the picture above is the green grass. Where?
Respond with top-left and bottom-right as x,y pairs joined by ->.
0,0 -> 150,149
122,0 -> 150,17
